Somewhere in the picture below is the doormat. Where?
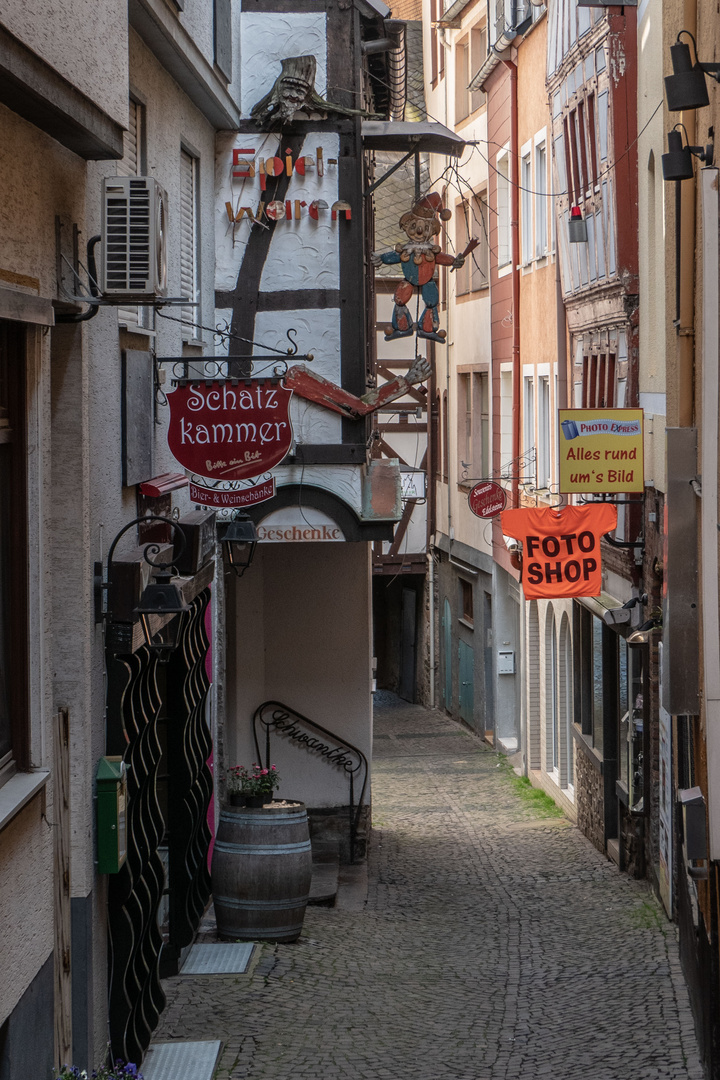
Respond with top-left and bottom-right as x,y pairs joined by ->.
181,942 -> 255,975
142,1041 -> 222,1080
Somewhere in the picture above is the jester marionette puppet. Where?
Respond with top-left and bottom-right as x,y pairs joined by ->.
371,192 -> 465,343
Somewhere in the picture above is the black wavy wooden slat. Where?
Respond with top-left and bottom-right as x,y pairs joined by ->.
107,646 -> 166,1064
167,590 -> 213,954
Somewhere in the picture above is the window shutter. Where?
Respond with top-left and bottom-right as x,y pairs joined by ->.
116,102 -> 145,329
180,150 -> 198,339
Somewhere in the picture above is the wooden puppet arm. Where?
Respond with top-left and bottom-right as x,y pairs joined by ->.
283,357 -> 432,419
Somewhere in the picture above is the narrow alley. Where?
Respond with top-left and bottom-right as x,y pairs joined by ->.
154,696 -> 703,1080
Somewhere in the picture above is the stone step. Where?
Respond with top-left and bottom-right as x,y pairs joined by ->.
308,838 -> 340,905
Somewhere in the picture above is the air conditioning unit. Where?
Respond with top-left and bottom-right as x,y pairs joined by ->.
101,176 -> 168,297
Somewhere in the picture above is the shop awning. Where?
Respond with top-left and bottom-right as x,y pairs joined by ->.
362,120 -> 466,157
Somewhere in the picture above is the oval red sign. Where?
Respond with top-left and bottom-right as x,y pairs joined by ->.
167,380 -> 293,482
468,481 -> 506,519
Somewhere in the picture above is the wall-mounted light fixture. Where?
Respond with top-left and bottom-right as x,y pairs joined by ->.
627,619 -> 661,647
661,125 -> 714,182
665,31 -> 720,112
221,511 -> 258,577
568,206 -> 588,244
96,515 -> 189,658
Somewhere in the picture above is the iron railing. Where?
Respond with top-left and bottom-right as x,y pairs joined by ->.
253,700 -> 368,863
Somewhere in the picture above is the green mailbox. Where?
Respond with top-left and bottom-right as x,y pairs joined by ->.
96,756 -> 127,874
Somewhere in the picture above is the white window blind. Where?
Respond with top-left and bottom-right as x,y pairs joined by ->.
180,150 -> 199,340
116,101 -> 147,329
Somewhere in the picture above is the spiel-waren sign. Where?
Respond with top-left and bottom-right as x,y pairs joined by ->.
167,380 -> 293,482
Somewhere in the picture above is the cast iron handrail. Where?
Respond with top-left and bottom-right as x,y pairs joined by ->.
253,700 -> 368,864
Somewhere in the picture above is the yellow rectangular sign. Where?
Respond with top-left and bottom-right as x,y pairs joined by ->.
558,409 -> 644,493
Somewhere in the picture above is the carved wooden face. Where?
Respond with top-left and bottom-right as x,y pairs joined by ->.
276,74 -> 314,119
399,213 -> 441,243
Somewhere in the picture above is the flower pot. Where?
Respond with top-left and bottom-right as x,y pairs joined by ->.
244,794 -> 265,808
211,801 -> 312,942
229,793 -> 247,807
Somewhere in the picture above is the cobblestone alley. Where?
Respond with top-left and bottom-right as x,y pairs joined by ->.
155,696 -> 704,1080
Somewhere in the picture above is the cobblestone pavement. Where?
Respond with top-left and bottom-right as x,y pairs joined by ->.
154,696 -> 704,1080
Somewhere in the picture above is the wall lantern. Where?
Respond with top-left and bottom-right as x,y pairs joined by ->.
627,619 -> 661,647
665,31 -> 720,112
568,206 -> 588,244
96,515 -> 190,658
221,512 -> 258,577
661,125 -> 714,182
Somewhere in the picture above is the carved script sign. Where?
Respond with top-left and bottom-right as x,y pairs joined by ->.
167,380 -> 293,482
263,707 -> 357,771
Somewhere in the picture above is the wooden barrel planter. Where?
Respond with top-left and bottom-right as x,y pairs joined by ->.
210,801 -> 312,942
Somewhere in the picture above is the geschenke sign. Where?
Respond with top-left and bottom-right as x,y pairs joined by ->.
558,408 -> 644,493
167,380 -> 293,482
468,481 -> 506,519
256,507 -> 344,543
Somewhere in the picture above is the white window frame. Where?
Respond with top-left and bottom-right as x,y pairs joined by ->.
537,372 -> 551,489
117,98 -> 151,331
521,141 -> 533,267
500,363 -> 513,480
534,129 -> 549,260
496,148 -> 512,274
180,147 -> 201,343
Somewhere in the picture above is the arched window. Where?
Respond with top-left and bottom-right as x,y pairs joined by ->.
527,601 -> 541,770
545,607 -> 559,775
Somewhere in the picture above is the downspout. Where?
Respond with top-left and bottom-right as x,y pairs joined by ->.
677,0 -> 696,428
428,344 -> 437,708
507,59 -> 521,507
700,166 -> 720,858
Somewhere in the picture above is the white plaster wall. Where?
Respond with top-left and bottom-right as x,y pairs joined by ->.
215,133 -> 341,294
492,565 -> 521,745
276,465 -> 363,517
239,11 -> 328,115
0,799 -> 54,1022
0,102 -> 88,299
51,31 -> 220,1061
0,111 -> 84,1029
636,0 -> 667,493
227,542 -> 372,807
1,0 -> 128,125
174,0 -> 215,72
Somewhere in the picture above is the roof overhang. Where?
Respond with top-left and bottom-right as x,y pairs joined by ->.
356,0 -> 391,18
437,0 -> 475,28
362,120 -> 466,157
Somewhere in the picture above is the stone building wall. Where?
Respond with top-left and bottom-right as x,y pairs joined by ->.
575,748 -> 605,855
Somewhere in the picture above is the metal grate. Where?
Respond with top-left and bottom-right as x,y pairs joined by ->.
104,179 -> 151,292
142,1041 -> 222,1080
180,942 -> 254,975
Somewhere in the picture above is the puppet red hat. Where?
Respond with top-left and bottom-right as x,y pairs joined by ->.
410,192 -> 452,221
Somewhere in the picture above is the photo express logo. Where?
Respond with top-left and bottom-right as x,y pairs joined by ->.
524,530 -> 598,587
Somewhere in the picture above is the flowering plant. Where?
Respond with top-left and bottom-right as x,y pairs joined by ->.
56,1062 -> 143,1080
227,763 -> 280,797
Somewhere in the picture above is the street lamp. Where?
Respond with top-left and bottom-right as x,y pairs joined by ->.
221,511 -> 258,577
568,206 -> 588,244
96,515 -> 190,658
665,31 -> 720,113
661,124 -> 714,182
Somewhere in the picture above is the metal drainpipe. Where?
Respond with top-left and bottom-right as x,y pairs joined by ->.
428,548 -> 435,706
677,0 -> 696,427
700,167 -> 720,858
507,59 -> 521,507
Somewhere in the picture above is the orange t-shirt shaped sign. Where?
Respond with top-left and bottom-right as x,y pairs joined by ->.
500,504 -> 618,599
